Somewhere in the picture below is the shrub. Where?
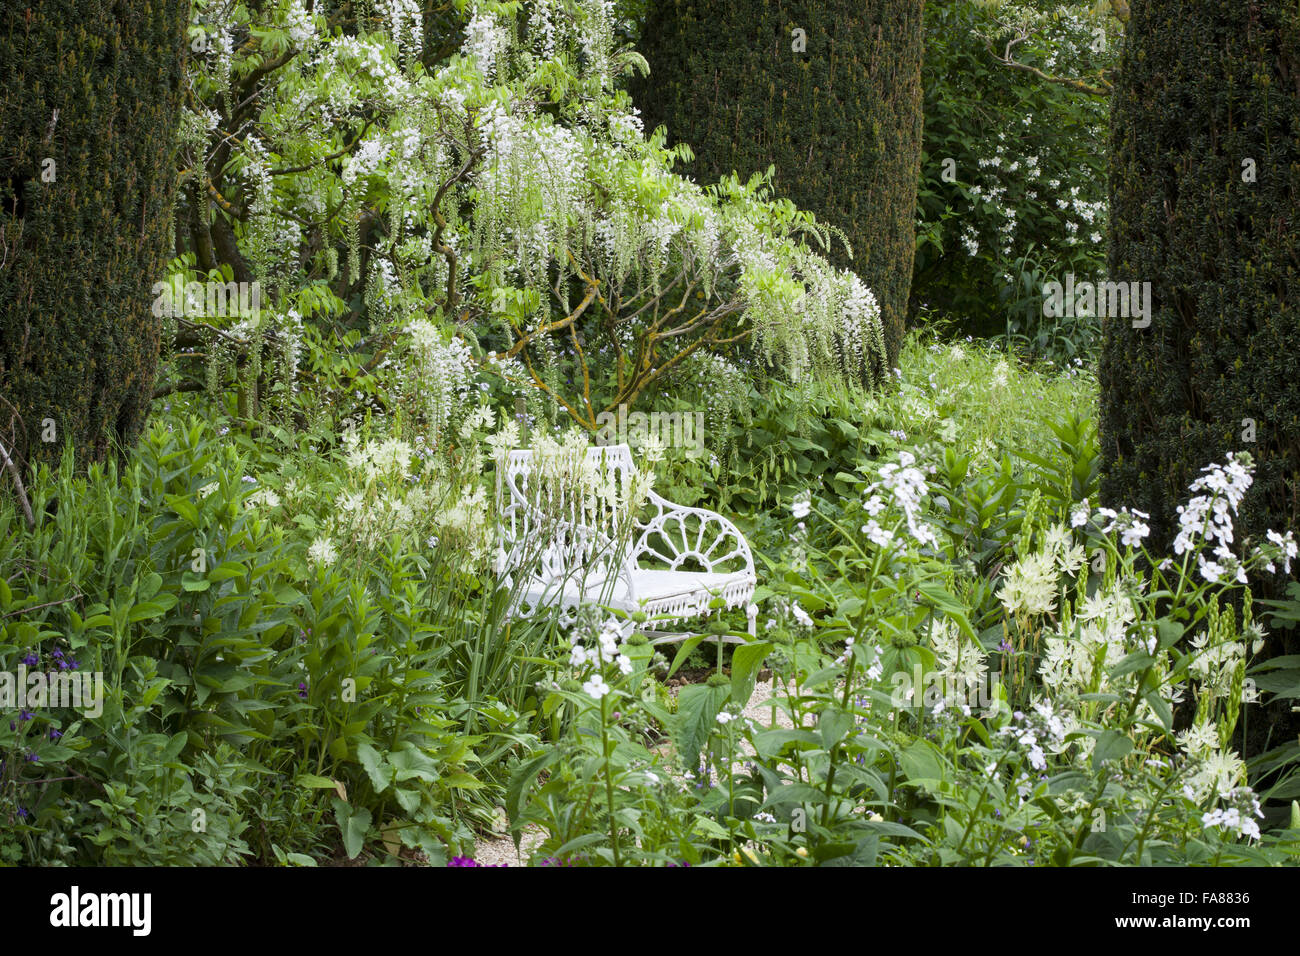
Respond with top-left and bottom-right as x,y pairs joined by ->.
912,0 -> 1115,350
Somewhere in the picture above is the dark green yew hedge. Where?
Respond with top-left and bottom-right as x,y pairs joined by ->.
0,0 -> 188,471
1102,0 -> 1300,747
631,0 -> 925,368
1102,0 -> 1300,556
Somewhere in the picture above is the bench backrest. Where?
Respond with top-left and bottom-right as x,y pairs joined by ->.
497,443 -> 643,578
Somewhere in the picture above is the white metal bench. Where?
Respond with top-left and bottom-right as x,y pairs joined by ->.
496,443 -> 757,643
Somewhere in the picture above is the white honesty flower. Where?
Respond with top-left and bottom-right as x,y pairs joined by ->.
791,603 -> 814,628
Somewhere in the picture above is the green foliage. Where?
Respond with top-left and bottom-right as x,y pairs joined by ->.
913,0 -> 1114,351
656,332 -> 1097,519
0,0 -> 189,470
631,0 -> 925,367
8,0 -> 1300,872
505,347 -> 1300,865
0,414 -> 556,863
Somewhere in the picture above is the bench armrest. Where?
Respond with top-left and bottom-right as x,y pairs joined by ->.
632,490 -> 756,578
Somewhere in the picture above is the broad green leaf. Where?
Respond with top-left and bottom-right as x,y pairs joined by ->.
671,682 -> 729,772
1093,729 -> 1133,769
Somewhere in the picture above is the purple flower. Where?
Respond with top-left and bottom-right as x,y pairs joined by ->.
297,682 -> 308,700
69,658 -> 79,670
52,648 -> 63,659
17,806 -> 29,820
48,728 -> 62,740
19,710 -> 34,722
21,652 -> 38,667
25,752 -> 38,763
447,856 -> 482,866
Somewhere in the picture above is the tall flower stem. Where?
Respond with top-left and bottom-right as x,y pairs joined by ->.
599,691 -> 620,866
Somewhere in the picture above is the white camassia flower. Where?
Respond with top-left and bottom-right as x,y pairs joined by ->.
998,551 -> 1057,617
640,433 -> 665,464
245,488 -> 281,510
308,536 -> 339,567
1041,523 -> 1086,574
930,617 -> 988,697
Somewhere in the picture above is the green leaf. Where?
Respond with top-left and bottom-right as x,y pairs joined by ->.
692,816 -> 731,840
295,774 -> 338,789
356,742 -> 392,793
442,771 -> 484,790
730,641 -> 772,704
389,744 -> 440,783
819,708 -> 856,752
1092,729 -> 1133,769
666,634 -> 706,678
1156,619 -> 1183,649
899,739 -> 946,785
671,682 -> 729,772
1144,689 -> 1173,734
210,562 -> 248,582
506,749 -> 564,836
138,572 -> 163,601
128,599 -> 172,623
837,597 -> 865,618
1109,650 -> 1153,678
333,800 -> 371,860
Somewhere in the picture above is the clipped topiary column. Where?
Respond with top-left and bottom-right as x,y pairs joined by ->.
0,0 -> 190,476
1102,1 -> 1299,553
1102,1 -> 1300,746
632,0 -> 925,369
